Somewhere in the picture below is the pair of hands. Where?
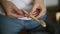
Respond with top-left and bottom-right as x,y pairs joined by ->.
4,2 -> 46,19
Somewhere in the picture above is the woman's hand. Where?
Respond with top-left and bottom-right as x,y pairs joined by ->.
29,4 -> 46,19
1,1 -> 25,18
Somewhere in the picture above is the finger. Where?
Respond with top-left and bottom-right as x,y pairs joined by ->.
32,11 -> 37,14
30,5 -> 39,15
30,10 -> 39,17
36,8 -> 46,19
7,12 -> 24,18
32,13 -> 38,17
32,4 -> 39,12
11,4 -> 24,15
15,7 -> 25,15
6,9 -> 24,18
32,8 -> 41,17
32,14 -> 37,17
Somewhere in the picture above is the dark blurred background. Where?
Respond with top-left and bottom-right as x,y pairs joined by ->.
45,0 -> 60,25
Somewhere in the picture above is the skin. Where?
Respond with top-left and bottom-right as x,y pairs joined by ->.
30,0 -> 46,19
1,0 -> 25,18
1,0 -> 46,19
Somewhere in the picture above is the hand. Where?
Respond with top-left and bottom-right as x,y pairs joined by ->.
29,4 -> 46,19
3,2 -> 25,18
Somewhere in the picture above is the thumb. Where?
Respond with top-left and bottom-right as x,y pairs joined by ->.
11,3 -> 22,14
30,4 -> 39,14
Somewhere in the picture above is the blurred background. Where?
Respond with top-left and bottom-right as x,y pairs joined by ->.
45,0 -> 60,25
